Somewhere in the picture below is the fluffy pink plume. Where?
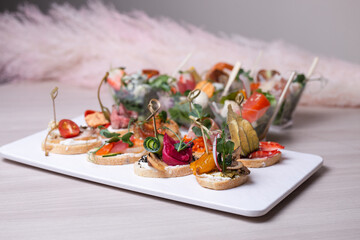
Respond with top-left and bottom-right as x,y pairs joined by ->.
0,1 -> 359,107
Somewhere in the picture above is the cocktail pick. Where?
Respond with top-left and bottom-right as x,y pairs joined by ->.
189,115 -> 210,154
172,51 -> 194,77
221,61 -> 242,97
50,87 -> 58,125
258,71 -> 296,140
235,92 -> 245,116
179,88 -> 201,112
44,87 -> 59,156
306,57 -> 319,80
98,72 -> 111,122
251,50 -> 263,82
146,99 -> 161,138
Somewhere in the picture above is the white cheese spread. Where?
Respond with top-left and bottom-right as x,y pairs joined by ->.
59,138 -> 99,146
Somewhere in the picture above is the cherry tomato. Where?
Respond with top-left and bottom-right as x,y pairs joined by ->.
241,92 -> 270,123
58,119 -> 80,138
95,143 -> 114,156
249,150 -> 280,159
177,72 -> 196,94
259,141 -> 284,151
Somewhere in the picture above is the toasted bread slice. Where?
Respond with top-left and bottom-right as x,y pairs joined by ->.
134,157 -> 192,178
88,150 -> 147,165
195,172 -> 249,190
238,152 -> 281,168
42,137 -> 102,155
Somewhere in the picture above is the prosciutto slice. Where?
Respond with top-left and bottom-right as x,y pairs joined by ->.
110,104 -> 138,129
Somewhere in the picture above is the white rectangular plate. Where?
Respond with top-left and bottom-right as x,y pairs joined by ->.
0,118 -> 323,217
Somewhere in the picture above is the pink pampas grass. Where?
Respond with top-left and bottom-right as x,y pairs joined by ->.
0,1 -> 359,107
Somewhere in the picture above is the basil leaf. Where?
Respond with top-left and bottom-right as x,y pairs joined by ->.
107,136 -> 121,143
100,129 -> 120,138
121,132 -> 134,147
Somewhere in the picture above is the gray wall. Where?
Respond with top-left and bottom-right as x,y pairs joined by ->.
1,0 -> 359,64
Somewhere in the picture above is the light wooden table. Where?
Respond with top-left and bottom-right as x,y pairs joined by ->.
1,81 -> 359,239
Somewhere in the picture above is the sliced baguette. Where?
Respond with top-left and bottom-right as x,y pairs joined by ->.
88,150 -> 147,165
42,138 -> 102,155
195,173 -> 249,190
134,159 -> 192,178
238,152 -> 282,168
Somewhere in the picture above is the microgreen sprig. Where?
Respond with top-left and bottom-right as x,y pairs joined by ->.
216,129 -> 235,172
162,126 -> 197,152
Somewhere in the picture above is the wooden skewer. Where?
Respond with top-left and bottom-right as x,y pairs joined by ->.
221,61 -> 242,97
251,50 -> 263,82
172,51 -> 194,77
258,71 -> 296,140
306,57 -> 319,79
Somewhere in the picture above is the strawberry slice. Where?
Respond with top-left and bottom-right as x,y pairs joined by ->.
259,141 -> 284,151
107,68 -> 126,91
249,150 -> 280,159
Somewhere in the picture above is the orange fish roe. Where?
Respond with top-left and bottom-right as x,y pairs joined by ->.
183,135 -> 212,153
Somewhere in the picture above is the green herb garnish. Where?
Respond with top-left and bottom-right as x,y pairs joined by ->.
148,75 -> 175,92
100,128 -> 134,147
162,126 -> 197,152
293,73 -> 306,86
216,129 -> 235,172
219,91 -> 239,104
158,111 -> 168,123
236,68 -> 254,82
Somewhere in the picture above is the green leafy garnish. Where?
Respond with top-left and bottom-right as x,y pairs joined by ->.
121,132 -> 134,147
169,102 -> 191,126
191,126 -> 202,137
189,103 -> 203,119
219,91 -> 239,104
100,128 -> 134,147
293,73 -> 306,86
236,68 -> 254,82
148,75 -> 175,92
107,137 -> 121,143
216,129 -> 235,172
100,129 -> 120,138
158,111 -> 168,123
163,126 -> 197,152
